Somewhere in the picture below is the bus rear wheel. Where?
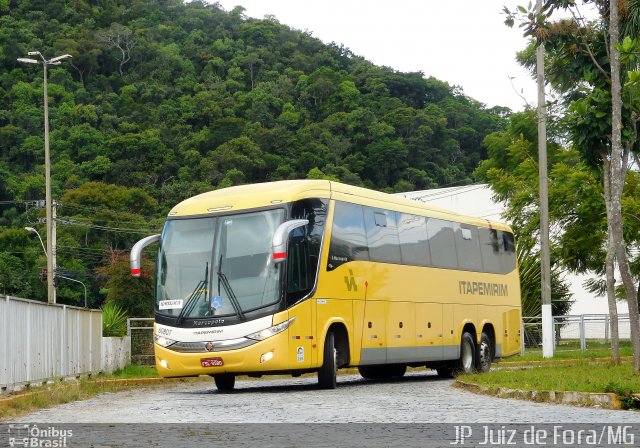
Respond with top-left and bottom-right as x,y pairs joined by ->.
455,331 -> 477,375
477,332 -> 492,373
214,373 -> 235,392
318,332 -> 337,389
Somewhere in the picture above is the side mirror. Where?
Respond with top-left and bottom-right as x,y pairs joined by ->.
271,219 -> 309,263
130,234 -> 160,277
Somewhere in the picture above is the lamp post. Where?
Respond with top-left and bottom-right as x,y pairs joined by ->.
18,51 -> 72,304
24,227 -> 46,256
24,227 -> 88,308
58,276 -> 88,308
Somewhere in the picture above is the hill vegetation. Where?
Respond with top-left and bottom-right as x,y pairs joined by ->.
0,0 -> 509,309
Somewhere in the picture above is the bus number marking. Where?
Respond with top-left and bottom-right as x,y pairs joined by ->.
157,327 -> 172,337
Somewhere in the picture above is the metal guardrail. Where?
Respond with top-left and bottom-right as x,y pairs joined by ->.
128,318 -> 155,365
522,314 -> 634,353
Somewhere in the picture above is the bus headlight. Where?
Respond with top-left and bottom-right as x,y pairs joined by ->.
154,334 -> 177,348
246,317 -> 296,341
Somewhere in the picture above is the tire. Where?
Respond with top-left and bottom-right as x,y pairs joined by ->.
358,365 -> 379,379
455,331 -> 477,375
318,332 -> 337,389
386,364 -> 407,378
477,332 -> 492,373
213,373 -> 235,392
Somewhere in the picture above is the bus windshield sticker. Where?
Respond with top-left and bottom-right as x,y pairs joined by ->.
210,295 -> 223,309
159,299 -> 183,310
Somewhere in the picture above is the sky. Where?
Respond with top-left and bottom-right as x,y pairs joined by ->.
213,0 -> 543,111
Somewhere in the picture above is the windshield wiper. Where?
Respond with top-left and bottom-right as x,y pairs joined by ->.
176,262 -> 209,324
217,254 -> 246,321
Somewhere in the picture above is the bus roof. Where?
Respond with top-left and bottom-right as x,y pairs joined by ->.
168,180 -> 511,231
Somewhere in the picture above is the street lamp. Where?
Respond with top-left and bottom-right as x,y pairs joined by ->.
58,276 -> 88,308
18,51 -> 72,304
24,227 -> 88,307
24,227 -> 47,255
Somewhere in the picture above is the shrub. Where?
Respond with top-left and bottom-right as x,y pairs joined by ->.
102,302 -> 128,337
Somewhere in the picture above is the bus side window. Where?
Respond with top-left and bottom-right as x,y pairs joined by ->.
287,228 -> 310,297
327,201 -> 369,271
287,198 -> 327,305
478,228 -> 501,274
455,224 -> 482,271
364,207 -> 401,264
426,218 -> 458,269
398,213 -> 431,266
499,231 -> 517,274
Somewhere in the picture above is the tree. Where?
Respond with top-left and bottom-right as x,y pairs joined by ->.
97,252 -> 154,317
96,23 -> 136,79
505,0 -> 640,370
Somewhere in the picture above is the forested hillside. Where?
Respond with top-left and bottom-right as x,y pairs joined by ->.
0,0 -> 509,309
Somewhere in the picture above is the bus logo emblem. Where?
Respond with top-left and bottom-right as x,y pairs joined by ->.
344,270 -> 357,292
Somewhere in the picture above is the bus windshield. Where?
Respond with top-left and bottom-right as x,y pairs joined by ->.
156,209 -> 285,319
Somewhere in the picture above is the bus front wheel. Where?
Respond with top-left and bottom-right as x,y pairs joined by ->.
318,332 -> 337,389
214,373 -> 235,392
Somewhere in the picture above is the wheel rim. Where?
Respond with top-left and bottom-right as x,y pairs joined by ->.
462,340 -> 474,371
479,341 -> 491,370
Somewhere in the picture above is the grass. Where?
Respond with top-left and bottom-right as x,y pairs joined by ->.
109,364 -> 160,379
0,365 -> 172,421
461,361 -> 639,394
460,358 -> 640,409
502,340 -> 633,363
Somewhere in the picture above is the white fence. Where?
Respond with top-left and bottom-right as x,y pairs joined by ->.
0,294 -> 102,392
522,314 -> 636,352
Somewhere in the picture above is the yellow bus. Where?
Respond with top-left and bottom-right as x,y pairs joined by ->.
130,180 -> 521,391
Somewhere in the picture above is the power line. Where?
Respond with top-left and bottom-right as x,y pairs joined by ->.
57,202 -> 161,220
54,217 -> 161,234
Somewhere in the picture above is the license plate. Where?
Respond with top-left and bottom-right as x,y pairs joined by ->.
201,357 -> 223,367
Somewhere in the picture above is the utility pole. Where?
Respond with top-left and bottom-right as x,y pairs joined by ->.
18,52 -> 72,304
52,200 -> 57,300
536,0 -> 554,358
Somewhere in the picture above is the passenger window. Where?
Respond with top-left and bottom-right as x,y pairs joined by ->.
398,213 -> 431,266
426,218 -> 458,269
364,208 -> 401,264
499,231 -> 517,273
327,202 -> 369,271
478,228 -> 501,274
455,224 -> 482,271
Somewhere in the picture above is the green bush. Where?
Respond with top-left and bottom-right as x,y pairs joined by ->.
102,302 -> 128,337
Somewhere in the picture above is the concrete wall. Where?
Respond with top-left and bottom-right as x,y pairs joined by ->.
101,336 -> 131,373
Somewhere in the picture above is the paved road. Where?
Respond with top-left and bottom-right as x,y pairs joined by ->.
8,371 -> 640,447
20,371 -> 640,424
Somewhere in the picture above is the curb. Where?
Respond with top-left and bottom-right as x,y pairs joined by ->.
454,380 -> 622,409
